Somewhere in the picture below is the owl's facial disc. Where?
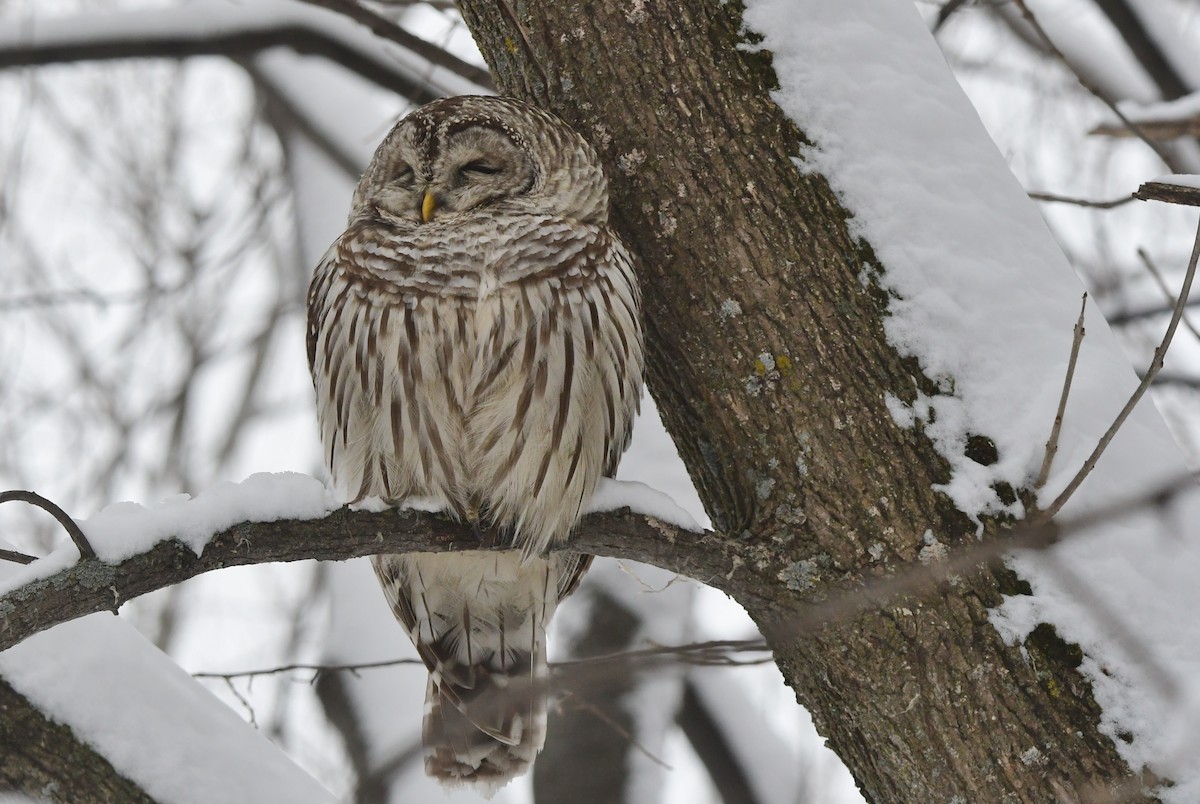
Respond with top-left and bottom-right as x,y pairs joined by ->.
367,158 -> 423,223
420,126 -> 535,221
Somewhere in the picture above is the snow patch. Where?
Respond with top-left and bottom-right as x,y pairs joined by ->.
0,473 -> 336,596
0,541 -> 336,804
743,0 -> 1200,796
584,478 -> 702,532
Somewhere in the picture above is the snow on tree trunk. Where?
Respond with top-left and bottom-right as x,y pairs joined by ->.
453,0 -> 1158,799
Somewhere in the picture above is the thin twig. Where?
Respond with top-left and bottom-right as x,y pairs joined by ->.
1027,191 -> 1136,210
194,657 -> 424,682
1036,293 -> 1087,490
193,639 -> 773,683
559,690 -> 672,770
0,490 -> 95,559
1150,372 -> 1200,389
0,548 -> 36,565
292,0 -> 494,89
1011,0 -> 1177,170
1036,215 -> 1200,522
219,677 -> 259,729
0,16 -> 452,105
1137,248 -> 1200,345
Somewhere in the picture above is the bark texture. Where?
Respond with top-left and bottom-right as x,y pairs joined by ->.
0,678 -> 156,803
452,0 -> 1155,800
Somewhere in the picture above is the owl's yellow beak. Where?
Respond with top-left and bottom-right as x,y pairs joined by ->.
421,191 -> 437,223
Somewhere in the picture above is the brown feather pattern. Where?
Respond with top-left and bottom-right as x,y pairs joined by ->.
307,96 -> 642,795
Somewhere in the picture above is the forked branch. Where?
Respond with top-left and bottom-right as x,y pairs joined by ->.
1034,213 -> 1200,522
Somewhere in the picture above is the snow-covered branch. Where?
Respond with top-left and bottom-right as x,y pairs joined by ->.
0,474 -> 714,655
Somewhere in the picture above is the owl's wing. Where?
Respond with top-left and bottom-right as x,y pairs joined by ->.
590,235 -> 644,479
545,230 -> 641,602
308,239 -> 385,502
556,553 -> 593,600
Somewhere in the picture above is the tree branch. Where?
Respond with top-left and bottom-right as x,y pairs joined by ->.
676,680 -> 761,804
0,490 -> 96,560
0,506 -> 719,655
1035,293 -> 1087,491
1027,190 -> 1136,209
5,469 -> 1197,663
0,678 -> 157,804
1090,0 -> 1190,101
1034,212 -> 1200,522
193,641 -> 770,683
0,4 -> 487,102
1136,180 -> 1200,207
291,0 -> 494,89
1011,0 -> 1180,171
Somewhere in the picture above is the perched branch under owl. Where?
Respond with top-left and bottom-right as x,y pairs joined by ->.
3,472 -> 1197,662
0,505 -> 725,656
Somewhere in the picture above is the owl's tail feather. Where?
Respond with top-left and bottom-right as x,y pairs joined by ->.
422,648 -> 547,798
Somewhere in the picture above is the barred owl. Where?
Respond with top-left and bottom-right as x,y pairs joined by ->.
307,96 -> 643,793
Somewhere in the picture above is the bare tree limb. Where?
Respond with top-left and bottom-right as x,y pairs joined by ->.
244,60 -> 365,180
194,640 -> 772,688
676,680 -> 762,804
1011,0 -> 1179,170
763,473 -> 1197,647
0,490 -> 95,560
291,0 -> 494,89
1090,0 -> 1190,102
1091,117 -> 1200,141
932,0 -> 973,33
0,548 -> 35,566
0,506 -> 717,655
0,6 -> 483,103
1106,298 -> 1200,328
1036,293 -> 1087,491
1034,213 -> 1200,522
1028,190 -> 1137,209
1137,248 -> 1200,345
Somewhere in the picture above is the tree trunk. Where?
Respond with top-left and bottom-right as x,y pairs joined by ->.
453,1 -> 1153,800
0,679 -> 156,803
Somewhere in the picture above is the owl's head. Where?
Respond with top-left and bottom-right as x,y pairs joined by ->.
352,96 -> 609,227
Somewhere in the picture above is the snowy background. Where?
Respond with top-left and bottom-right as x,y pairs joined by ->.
2,0 -> 1200,801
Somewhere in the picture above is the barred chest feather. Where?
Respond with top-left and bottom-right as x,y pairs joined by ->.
308,212 -> 643,556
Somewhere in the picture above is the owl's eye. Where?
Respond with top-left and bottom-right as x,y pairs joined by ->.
460,160 -> 500,176
394,165 -> 415,185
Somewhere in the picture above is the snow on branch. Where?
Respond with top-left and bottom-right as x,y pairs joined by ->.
4,468 -> 1198,666
0,474 -> 711,654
